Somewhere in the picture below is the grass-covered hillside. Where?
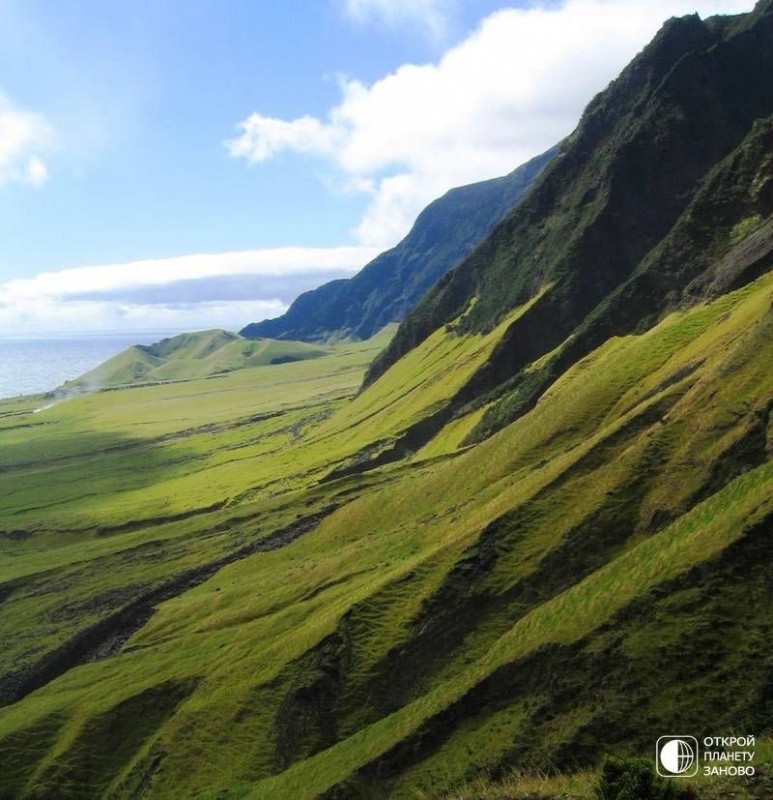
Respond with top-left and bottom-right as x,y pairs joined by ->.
1,4 -> 772,799
63,329 -> 330,390
0,270 -> 770,799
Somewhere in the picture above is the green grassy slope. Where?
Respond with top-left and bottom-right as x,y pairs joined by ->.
0,272 -> 769,799
0,334 -> 390,690
2,8 -> 772,797
64,329 -> 330,390
466,112 -> 773,444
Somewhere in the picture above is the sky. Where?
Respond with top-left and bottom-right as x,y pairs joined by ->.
0,0 -> 755,335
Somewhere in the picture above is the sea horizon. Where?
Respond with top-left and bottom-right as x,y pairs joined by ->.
0,326 -> 212,341
0,329 -> 209,399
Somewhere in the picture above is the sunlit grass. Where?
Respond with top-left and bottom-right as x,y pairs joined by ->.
0,275 -> 771,799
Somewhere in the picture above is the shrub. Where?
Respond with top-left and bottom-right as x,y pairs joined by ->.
596,757 -> 693,800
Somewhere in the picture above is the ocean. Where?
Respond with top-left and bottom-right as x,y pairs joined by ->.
0,332 -> 184,400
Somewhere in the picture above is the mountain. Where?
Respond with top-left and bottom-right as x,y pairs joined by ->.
240,147 -> 555,343
0,5 -> 772,800
367,1 -> 773,442
62,329 -> 330,390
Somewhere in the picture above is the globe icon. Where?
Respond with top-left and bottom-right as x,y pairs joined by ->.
660,738 -> 695,774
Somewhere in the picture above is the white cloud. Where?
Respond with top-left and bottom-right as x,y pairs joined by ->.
230,0 -> 753,248
342,0 -> 456,39
227,114 -> 340,163
0,95 -> 52,187
0,246 -> 379,335
2,298 -> 289,339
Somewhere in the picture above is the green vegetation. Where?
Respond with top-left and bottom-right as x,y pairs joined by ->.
368,7 -> 773,433
1,5 -> 772,797
0,270 -> 770,798
63,329 -> 330,390
595,759 -> 689,800
444,769 -> 596,800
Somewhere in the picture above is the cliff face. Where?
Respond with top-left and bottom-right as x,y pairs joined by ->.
240,147 -> 555,343
366,4 -> 773,432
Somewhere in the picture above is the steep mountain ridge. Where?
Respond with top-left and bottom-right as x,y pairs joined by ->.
468,112 -> 773,441
240,148 -> 555,343
367,4 -> 773,432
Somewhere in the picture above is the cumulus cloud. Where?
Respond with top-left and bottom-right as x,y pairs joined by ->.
0,246 -> 378,334
0,95 -> 52,187
230,0 -> 752,248
227,115 -> 339,163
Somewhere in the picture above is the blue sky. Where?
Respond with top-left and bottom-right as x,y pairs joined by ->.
0,0 -> 753,334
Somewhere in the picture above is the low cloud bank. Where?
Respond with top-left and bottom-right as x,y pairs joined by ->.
0,247 -> 378,335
